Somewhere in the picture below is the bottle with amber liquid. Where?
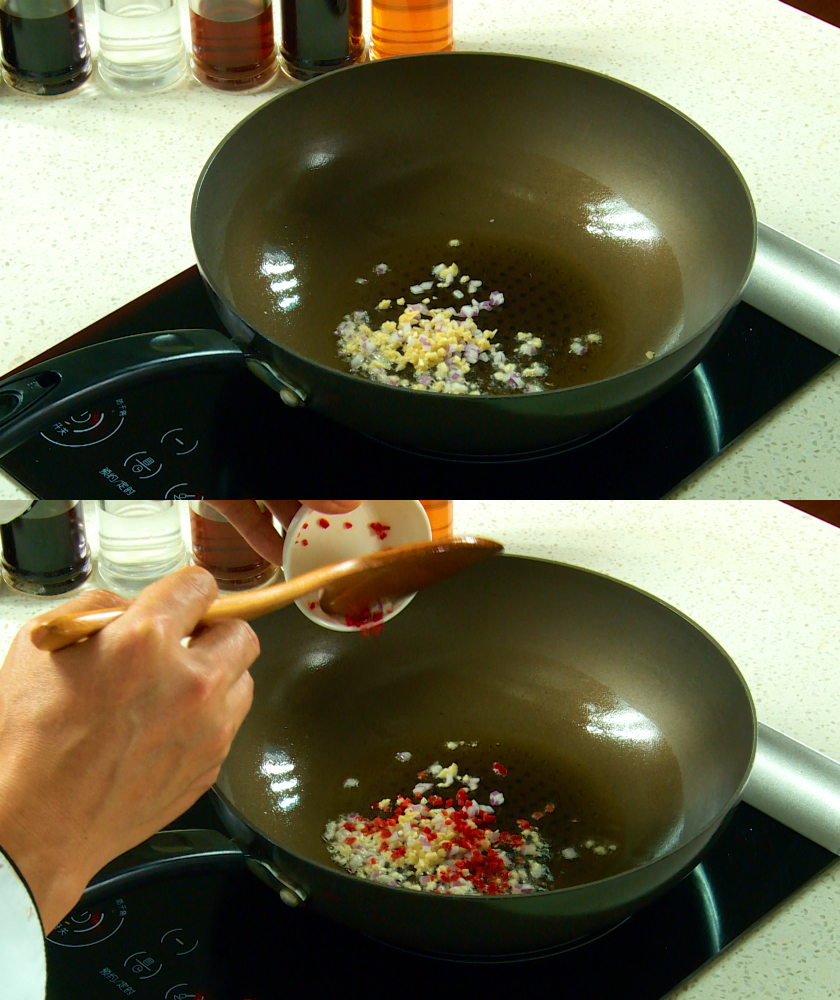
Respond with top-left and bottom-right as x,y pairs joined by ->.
370,0 -> 452,60
1,500 -> 91,595
189,501 -> 277,591
189,0 -> 277,91
279,0 -> 364,81
0,0 -> 91,95
419,500 -> 453,540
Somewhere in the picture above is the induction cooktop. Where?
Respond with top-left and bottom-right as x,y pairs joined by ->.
43,792 -> 837,1000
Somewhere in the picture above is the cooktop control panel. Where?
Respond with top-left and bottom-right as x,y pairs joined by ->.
45,800 -> 838,1000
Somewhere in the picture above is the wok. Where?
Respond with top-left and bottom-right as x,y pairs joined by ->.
86,556 -> 756,957
0,53 -> 755,459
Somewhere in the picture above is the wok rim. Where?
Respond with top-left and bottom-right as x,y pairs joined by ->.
214,554 -> 759,902
191,51 -> 758,401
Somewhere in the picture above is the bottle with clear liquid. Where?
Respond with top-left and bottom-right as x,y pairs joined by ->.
96,499 -> 186,594
95,0 -> 186,92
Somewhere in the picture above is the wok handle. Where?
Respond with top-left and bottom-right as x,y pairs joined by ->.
81,829 -> 246,907
81,828 -> 307,909
0,330 -> 247,459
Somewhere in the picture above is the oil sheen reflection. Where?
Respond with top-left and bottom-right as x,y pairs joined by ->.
584,704 -> 664,745
260,750 -> 301,813
584,196 -> 663,246
260,250 -> 300,312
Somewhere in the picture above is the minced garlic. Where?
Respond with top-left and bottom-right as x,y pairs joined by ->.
337,259 -> 605,394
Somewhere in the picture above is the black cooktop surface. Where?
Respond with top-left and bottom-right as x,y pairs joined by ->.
0,267 -> 836,497
44,795 -> 837,1000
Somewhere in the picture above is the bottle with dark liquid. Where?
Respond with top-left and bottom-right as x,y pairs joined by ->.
189,0 -> 276,91
1,500 -> 91,596
279,0 -> 363,81
0,0 -> 91,95
189,501 -> 277,591
370,0 -> 452,59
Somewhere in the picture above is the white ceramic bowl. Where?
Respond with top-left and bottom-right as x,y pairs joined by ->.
282,500 -> 433,631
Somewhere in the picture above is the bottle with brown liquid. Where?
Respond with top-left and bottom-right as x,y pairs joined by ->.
419,500 -> 453,540
189,501 -> 277,591
189,0 -> 277,91
370,0 -> 453,60
279,0 -> 364,81
0,0 -> 91,95
0,500 -> 91,595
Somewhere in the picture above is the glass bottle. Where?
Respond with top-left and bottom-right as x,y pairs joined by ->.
96,499 -> 186,594
419,500 -> 453,540
0,0 -> 91,96
279,0 -> 363,81
95,0 -> 187,93
189,0 -> 277,91
370,0 -> 452,60
0,500 -> 91,595
189,501 -> 277,591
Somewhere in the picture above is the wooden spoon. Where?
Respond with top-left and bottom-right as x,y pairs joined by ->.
30,536 -> 503,652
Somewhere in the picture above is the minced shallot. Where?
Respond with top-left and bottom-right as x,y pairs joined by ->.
325,761 -> 553,896
335,253 -> 603,396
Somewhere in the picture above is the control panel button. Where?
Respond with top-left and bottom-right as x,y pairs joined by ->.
124,451 -> 163,479
124,949 -> 163,979
160,927 -> 199,957
48,899 -> 128,948
161,427 -> 199,456
41,399 -> 127,448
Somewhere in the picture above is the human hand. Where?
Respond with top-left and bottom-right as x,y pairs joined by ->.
0,566 -> 257,933
206,500 -> 361,565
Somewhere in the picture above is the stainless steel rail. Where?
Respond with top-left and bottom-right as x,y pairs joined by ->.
743,222 -> 840,355
743,721 -> 840,855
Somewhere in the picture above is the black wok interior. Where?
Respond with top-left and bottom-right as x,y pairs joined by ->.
194,53 -> 755,383
216,556 -> 755,938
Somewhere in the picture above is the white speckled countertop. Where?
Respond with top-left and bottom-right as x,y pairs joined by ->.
0,499 -> 837,995
1,0 -> 839,494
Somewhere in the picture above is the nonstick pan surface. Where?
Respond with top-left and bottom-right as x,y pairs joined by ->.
192,52 -> 756,455
214,556 -> 756,956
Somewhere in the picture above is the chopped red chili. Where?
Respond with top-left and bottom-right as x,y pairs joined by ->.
492,761 -> 507,776
368,521 -> 391,540
318,517 -> 330,529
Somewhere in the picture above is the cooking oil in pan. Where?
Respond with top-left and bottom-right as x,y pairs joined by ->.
322,735 -> 684,891
227,152 -> 686,391
344,233 -> 632,392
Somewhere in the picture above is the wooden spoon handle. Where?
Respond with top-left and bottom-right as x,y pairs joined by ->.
30,556 -> 366,653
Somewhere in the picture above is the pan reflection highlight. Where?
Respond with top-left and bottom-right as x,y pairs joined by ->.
260,751 -> 302,813
692,863 -> 723,952
260,251 -> 300,312
584,197 -> 663,246
584,704 -> 664,745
